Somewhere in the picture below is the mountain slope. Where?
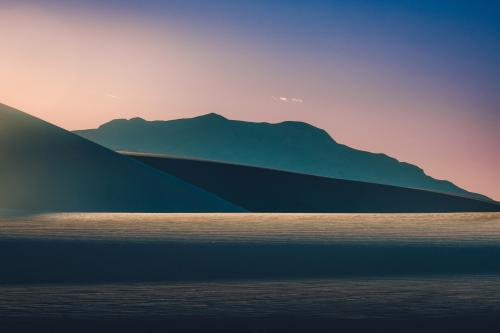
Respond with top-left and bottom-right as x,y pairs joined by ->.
75,113 -> 490,202
126,153 -> 500,213
0,104 -> 242,213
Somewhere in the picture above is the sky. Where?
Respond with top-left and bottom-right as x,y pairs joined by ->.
1,0 -> 499,200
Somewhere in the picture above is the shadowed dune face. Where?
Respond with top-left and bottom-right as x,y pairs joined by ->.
0,103 -> 243,213
127,153 -> 500,213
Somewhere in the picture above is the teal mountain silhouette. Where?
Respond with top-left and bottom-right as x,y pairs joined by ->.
75,113 -> 490,202
0,104 -> 242,213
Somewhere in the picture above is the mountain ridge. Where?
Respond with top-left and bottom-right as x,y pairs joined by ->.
75,113 -> 491,202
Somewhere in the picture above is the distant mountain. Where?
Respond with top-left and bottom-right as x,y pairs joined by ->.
0,104 -> 242,213
75,113 -> 491,202
127,153 -> 500,213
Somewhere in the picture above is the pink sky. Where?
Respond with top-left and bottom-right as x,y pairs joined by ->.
1,3 -> 498,200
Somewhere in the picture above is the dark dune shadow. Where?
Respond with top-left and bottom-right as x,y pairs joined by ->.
129,154 -> 500,213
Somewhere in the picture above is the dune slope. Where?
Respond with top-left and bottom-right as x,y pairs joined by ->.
0,104 -> 242,213
127,153 -> 500,213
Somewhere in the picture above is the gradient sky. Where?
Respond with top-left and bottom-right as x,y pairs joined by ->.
1,0 -> 499,200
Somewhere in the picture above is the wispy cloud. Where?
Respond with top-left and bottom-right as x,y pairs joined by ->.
272,96 -> 304,104
105,93 -> 119,99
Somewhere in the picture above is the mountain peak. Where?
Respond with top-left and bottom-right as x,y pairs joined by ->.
129,117 -> 146,122
196,113 -> 227,121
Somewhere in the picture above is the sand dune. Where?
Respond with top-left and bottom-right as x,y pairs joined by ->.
128,152 -> 500,213
0,103 -> 242,213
